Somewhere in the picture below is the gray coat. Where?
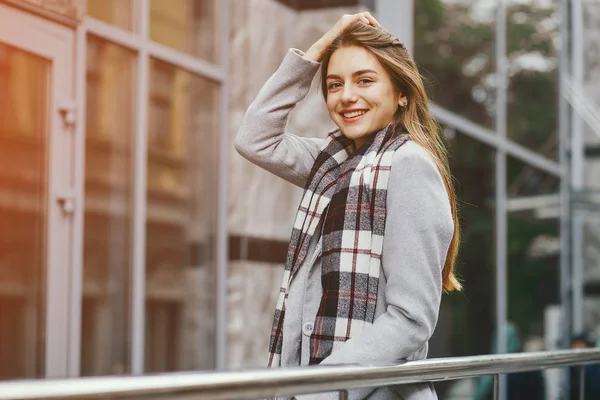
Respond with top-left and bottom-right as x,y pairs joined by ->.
235,49 -> 454,400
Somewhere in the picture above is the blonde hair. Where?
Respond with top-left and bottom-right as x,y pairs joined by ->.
320,21 -> 462,292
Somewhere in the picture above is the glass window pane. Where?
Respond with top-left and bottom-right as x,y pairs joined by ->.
432,129 -> 496,397
145,58 -> 219,372
87,0 -> 135,32
0,41 -> 49,380
150,0 -> 219,63
507,156 -> 560,339
81,35 -> 136,376
506,156 -> 560,400
414,1 -> 496,129
506,2 -> 559,160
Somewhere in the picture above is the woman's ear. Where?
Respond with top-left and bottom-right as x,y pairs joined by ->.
398,93 -> 408,108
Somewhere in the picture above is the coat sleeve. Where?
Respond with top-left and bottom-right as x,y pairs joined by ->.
294,143 -> 454,400
234,48 -> 326,188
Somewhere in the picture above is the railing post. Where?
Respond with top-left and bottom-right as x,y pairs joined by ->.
493,374 -> 500,400
338,389 -> 349,400
578,365 -> 585,400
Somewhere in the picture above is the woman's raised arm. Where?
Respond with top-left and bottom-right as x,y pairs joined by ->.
234,49 -> 325,188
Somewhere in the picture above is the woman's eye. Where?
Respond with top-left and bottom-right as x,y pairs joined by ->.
328,82 -> 342,90
358,78 -> 373,84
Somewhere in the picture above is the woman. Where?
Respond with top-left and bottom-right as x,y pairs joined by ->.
235,12 -> 461,400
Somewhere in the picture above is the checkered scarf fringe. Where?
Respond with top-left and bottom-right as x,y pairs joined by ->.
267,123 -> 410,367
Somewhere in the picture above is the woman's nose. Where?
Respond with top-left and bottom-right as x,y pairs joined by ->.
341,85 -> 357,103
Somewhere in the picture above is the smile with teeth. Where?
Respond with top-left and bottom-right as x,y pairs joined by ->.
341,110 -> 368,119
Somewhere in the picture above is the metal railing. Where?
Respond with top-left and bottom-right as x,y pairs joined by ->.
0,349 -> 599,400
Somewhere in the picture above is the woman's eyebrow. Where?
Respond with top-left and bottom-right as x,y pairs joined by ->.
353,69 -> 378,76
326,69 -> 378,80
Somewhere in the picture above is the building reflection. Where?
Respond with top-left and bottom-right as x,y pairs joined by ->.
0,42 -> 49,379
0,0 -> 219,379
81,1 -> 220,375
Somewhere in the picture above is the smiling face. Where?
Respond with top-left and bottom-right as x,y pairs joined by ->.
325,45 -> 406,148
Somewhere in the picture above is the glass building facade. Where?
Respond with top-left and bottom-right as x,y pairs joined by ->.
0,0 -> 598,399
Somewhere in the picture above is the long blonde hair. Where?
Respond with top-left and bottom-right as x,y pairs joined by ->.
320,21 -> 462,292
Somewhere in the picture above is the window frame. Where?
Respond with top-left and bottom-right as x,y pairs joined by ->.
73,0 -> 229,376
0,1 -> 77,379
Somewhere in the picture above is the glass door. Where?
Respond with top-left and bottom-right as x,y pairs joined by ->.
0,3 -> 75,379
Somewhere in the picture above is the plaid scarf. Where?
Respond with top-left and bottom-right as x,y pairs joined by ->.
267,123 -> 410,367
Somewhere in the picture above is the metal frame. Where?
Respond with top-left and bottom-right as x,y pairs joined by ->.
494,3 -> 508,400
130,0 -> 150,376
83,18 -> 224,82
429,105 -> 564,178
0,2 -> 76,378
558,0 -> 573,396
570,0 -> 585,335
216,0 -> 231,371
1,349 -> 599,400
70,13 -> 87,379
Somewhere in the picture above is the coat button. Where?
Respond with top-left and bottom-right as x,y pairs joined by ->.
303,323 -> 313,336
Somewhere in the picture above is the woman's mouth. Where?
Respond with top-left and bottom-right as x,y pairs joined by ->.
340,109 -> 368,123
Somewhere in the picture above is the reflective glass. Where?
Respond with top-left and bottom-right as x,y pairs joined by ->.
503,155 -> 560,400
506,2 -> 559,160
0,41 -> 49,380
150,0 -> 219,63
81,35 -> 136,376
145,58 -> 219,372
414,1 -> 496,129
88,0 -> 135,31
432,129 -> 496,396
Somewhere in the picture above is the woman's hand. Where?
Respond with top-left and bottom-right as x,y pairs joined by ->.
303,12 -> 381,63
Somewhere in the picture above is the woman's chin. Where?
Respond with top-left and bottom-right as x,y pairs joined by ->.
340,128 -> 373,141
